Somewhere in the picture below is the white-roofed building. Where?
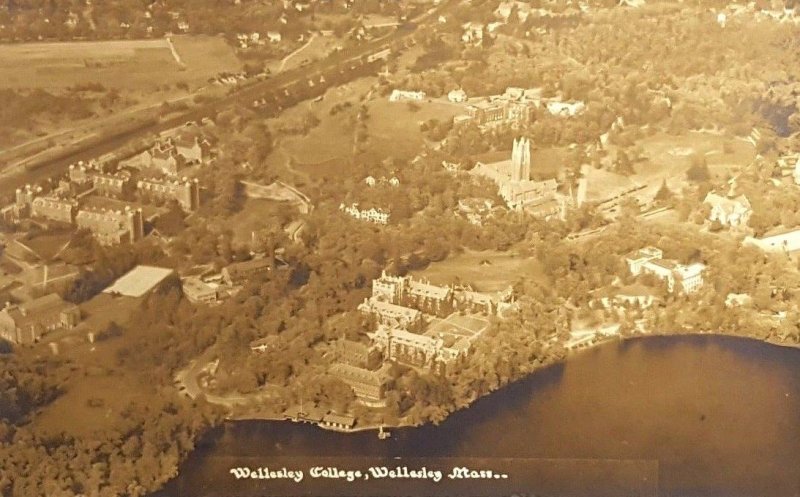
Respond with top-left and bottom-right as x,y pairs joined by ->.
103,265 -> 175,297
743,227 -> 800,253
625,247 -> 705,294
703,192 -> 752,228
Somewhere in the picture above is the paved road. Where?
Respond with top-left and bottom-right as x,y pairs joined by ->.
175,358 -> 278,409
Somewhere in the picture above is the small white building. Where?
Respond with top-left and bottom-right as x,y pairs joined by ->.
461,22 -> 484,45
389,90 -> 426,102
448,89 -> 468,103
339,203 -> 390,225
546,100 -> 586,117
725,293 -> 752,308
266,31 -> 282,43
364,176 -> 376,187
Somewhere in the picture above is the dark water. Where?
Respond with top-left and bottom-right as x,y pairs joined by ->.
157,336 -> 800,497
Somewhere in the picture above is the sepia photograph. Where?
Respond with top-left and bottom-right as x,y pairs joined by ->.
0,0 -> 798,496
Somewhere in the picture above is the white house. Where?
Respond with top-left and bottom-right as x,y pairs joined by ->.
266,31 -> 282,43
389,90 -> 426,102
448,89 -> 468,103
339,203 -> 390,225
365,176 -> 376,187
546,100 -> 586,117
461,22 -> 484,45
625,247 -> 705,294
703,192 -> 752,228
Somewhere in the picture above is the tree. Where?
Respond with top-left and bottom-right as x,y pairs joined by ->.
654,180 -> 673,203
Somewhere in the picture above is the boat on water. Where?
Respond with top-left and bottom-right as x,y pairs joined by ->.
378,425 -> 391,440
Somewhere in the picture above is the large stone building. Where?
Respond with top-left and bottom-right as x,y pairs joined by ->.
0,293 -> 80,345
332,337 -> 375,368
328,363 -> 388,406
625,247 -> 705,294
369,324 -> 464,374
370,270 -> 454,317
91,172 -> 134,198
357,297 -> 423,331
221,258 -> 272,286
151,144 -> 182,176
137,177 -> 201,211
173,136 -> 204,164
31,196 -> 77,224
75,206 -> 144,245
458,88 -> 539,127
472,138 -> 559,211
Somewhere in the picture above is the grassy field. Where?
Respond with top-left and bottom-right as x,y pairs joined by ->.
213,198 -> 291,247
276,78 -> 375,175
33,294 -> 149,438
364,98 -> 463,160
412,249 -> 547,292
635,131 -> 755,180
0,36 -> 241,90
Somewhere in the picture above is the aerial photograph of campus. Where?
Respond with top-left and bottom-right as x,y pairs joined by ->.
0,0 -> 798,496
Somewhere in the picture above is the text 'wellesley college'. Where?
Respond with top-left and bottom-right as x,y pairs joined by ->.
229,466 -> 510,483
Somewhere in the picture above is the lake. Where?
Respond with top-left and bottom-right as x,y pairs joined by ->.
156,335 -> 800,497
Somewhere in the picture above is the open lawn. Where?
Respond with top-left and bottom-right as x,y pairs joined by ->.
19,232 -> 72,261
411,249 -> 547,292
635,131 -> 755,181
215,198 -> 293,246
598,130 -> 758,204
277,78 -> 375,174
33,293 -> 149,437
581,165 -> 641,203
364,97 -> 463,160
0,36 -> 240,90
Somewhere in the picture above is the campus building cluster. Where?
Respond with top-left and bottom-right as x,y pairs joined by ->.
625,247 -> 706,294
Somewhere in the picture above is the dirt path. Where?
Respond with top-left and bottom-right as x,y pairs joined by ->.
279,34 -> 317,72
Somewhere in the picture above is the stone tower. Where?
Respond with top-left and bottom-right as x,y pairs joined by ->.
511,137 -> 531,181
124,207 -> 145,243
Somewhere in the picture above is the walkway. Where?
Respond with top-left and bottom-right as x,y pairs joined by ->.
279,34 -> 317,72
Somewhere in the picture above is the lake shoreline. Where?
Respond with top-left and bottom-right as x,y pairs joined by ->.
223,331 -> 799,434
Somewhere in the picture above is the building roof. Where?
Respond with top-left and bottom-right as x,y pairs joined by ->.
181,276 -> 216,296
362,298 -> 421,320
626,246 -> 663,261
103,265 -> 175,297
19,293 -> 67,315
223,258 -> 272,279
674,262 -> 705,279
329,363 -> 386,387
407,279 -> 451,300
322,413 -> 355,427
647,259 -> 677,271
703,192 -> 752,213
4,293 -> 77,327
750,226 -> 800,253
